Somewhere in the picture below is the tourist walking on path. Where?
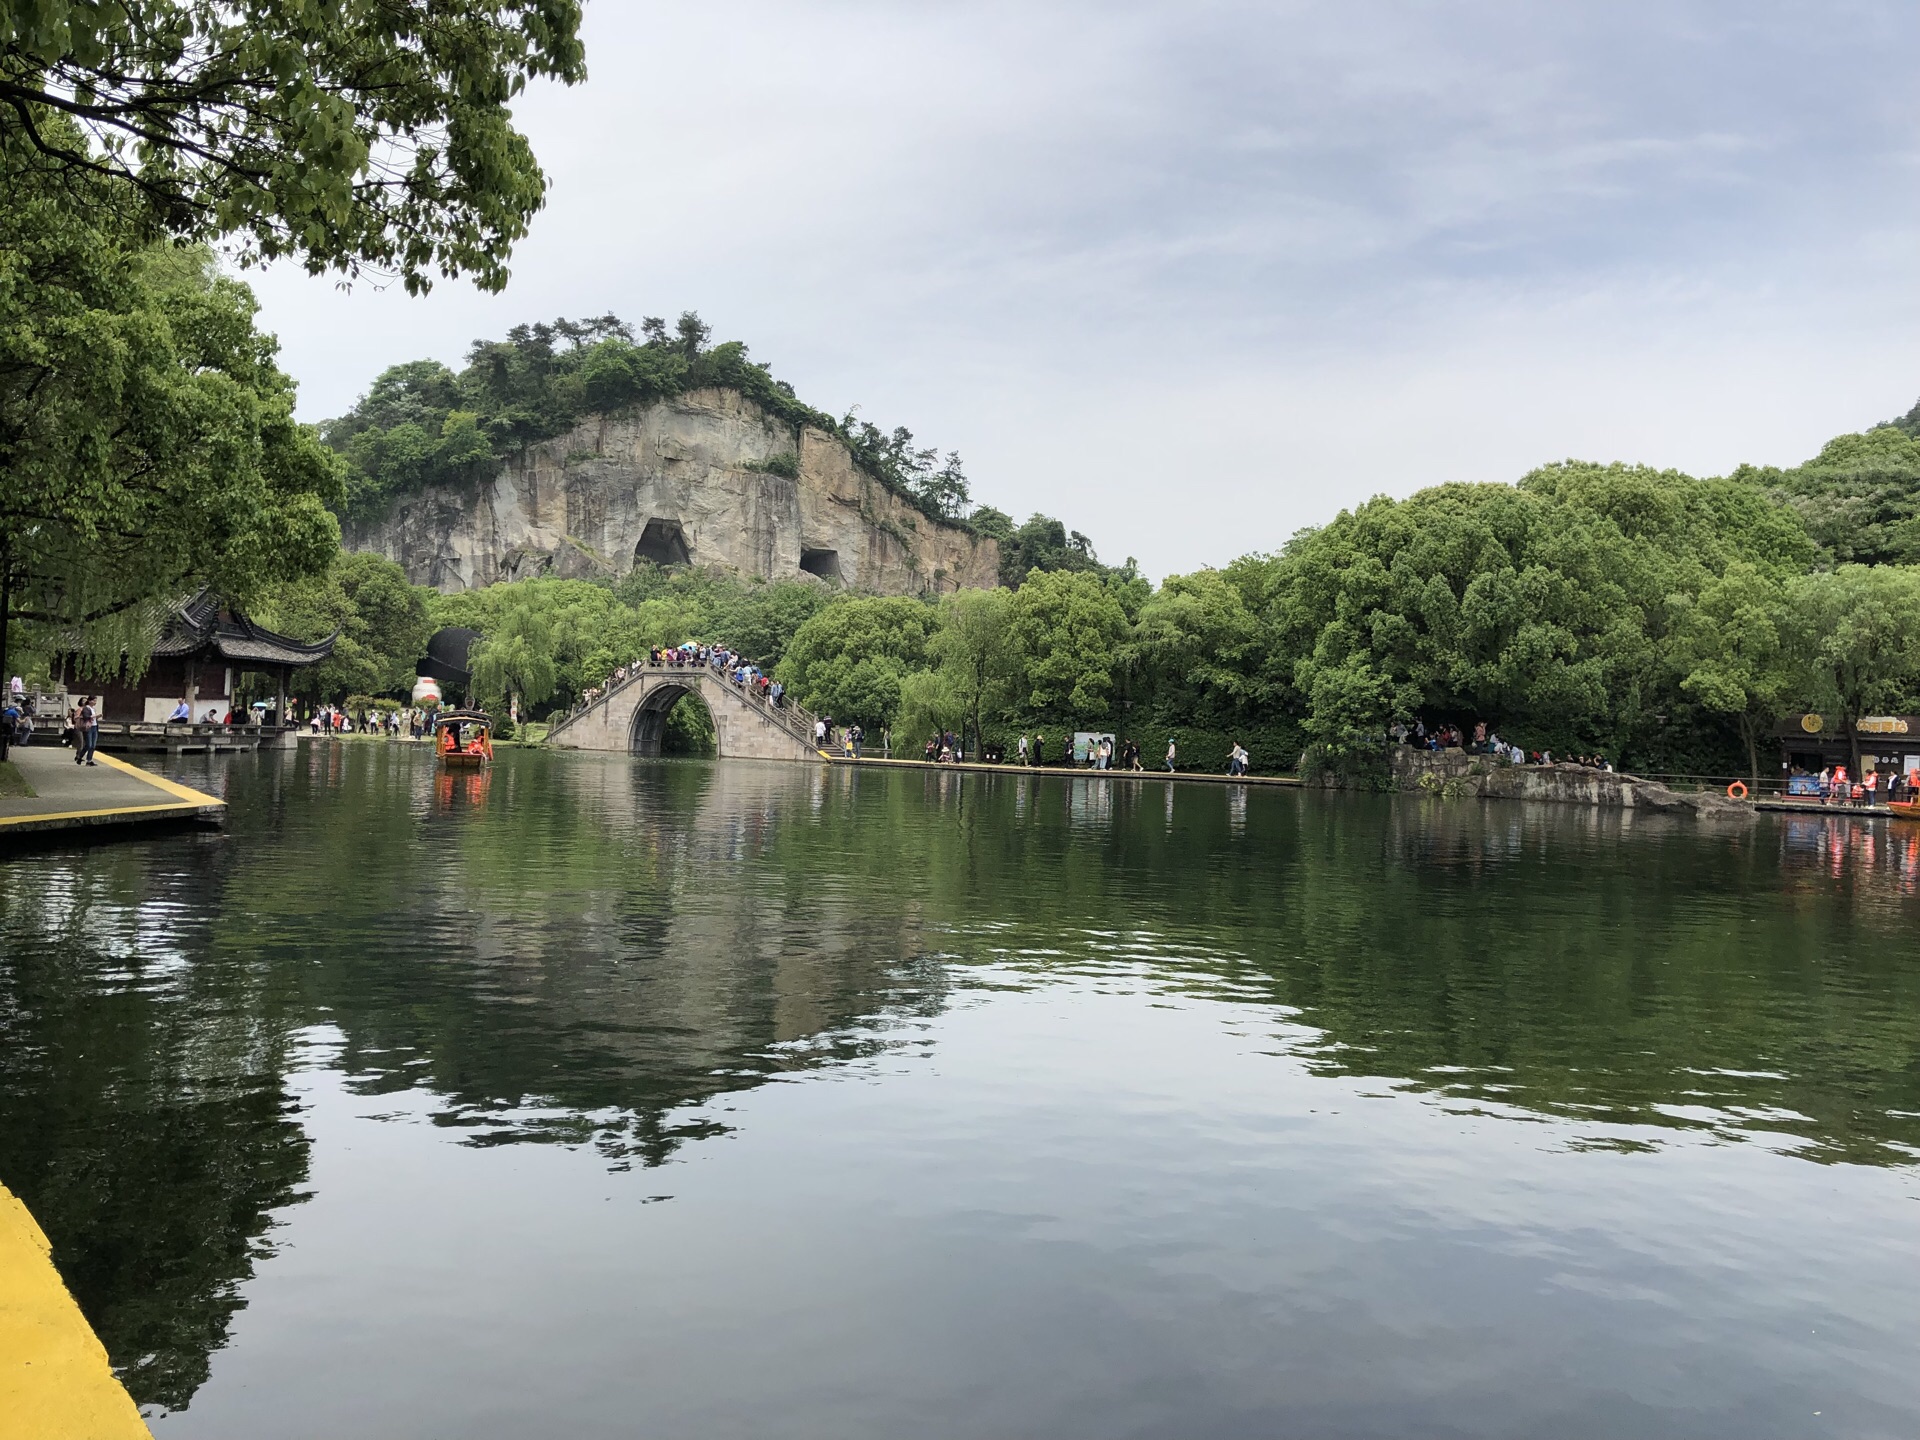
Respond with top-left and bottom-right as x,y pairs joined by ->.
1164,738 -> 1177,773
1034,734 -> 1046,767
1017,734 -> 1029,766
75,698 -> 99,765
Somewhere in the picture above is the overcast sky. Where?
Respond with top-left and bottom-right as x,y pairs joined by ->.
250,1 -> 1920,579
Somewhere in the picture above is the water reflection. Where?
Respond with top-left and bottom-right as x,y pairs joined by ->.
1,747 -> 1918,1416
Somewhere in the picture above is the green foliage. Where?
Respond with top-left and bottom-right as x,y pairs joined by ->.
251,552 -> 433,701
0,0 -> 587,294
744,451 -> 799,478
0,123 -> 343,676
927,587 -> 1015,753
1784,564 -> 1920,765
1006,570 -> 1132,719
1743,426 -> 1920,565
1127,566 -> 1273,734
469,604 -> 558,714
837,415 -> 971,520
660,692 -> 715,755
613,565 -> 835,667
417,568 -> 851,717
776,596 -> 937,727
995,512 -> 1126,589
1671,563 -> 1796,781
1269,462 -> 1818,770
893,668 -> 964,748
431,577 -> 636,710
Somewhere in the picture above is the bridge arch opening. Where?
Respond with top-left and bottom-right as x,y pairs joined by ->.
630,683 -> 715,757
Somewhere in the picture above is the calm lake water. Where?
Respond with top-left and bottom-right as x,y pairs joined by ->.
2,745 -> 1919,1438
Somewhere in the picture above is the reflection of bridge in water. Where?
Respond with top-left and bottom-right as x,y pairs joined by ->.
545,661 -> 827,761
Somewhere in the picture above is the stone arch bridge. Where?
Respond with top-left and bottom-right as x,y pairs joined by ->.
544,663 -> 826,762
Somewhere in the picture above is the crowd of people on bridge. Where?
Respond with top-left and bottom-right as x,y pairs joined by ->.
572,643 -> 790,717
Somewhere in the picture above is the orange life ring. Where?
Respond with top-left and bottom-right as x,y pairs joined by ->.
1726,781 -> 1748,799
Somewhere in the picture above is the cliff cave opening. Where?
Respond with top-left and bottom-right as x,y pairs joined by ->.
635,518 -> 691,567
799,547 -> 841,581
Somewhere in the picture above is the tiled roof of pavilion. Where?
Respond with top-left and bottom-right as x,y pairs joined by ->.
149,591 -> 336,668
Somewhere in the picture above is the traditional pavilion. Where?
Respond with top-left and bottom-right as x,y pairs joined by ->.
62,591 -> 335,725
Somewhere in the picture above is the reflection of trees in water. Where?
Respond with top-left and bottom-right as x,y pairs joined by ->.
0,750 -> 951,1412
6,753 -> 1920,1413
1271,801 -> 1920,1165
753,772 -> 1920,1168
0,863 -> 308,1413
295,752 -> 949,1164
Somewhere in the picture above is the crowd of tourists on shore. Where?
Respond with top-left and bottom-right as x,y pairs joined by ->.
304,705 -> 440,738
1392,719 -> 1615,772
1788,764 -> 1916,806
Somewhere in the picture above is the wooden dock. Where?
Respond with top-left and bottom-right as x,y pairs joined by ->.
0,747 -> 224,845
94,720 -> 297,754
1754,799 -> 1898,819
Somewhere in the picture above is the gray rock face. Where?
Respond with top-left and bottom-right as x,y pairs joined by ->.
341,388 -> 1001,596
1323,747 -> 1759,820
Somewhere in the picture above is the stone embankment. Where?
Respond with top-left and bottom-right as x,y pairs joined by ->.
1335,747 -> 1756,820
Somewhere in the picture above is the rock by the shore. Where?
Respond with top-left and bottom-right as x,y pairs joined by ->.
1325,747 -> 1758,820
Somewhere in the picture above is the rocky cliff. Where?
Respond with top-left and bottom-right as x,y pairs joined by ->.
341,388 -> 1000,595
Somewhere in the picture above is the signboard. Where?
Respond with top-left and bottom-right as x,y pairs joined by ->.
1072,731 -> 1116,764
1799,713 -> 1824,733
1857,716 -> 1911,734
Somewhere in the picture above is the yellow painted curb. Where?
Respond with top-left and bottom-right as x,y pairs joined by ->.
91,753 -> 224,806
0,1183 -> 151,1440
0,803 -> 204,830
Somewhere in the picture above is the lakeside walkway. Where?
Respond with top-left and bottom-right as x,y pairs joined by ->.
825,754 -> 1303,787
0,748 -> 224,844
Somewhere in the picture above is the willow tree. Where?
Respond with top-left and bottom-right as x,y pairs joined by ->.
469,604 -> 556,722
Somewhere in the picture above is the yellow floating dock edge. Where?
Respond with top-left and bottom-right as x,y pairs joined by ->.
0,1181 -> 151,1440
